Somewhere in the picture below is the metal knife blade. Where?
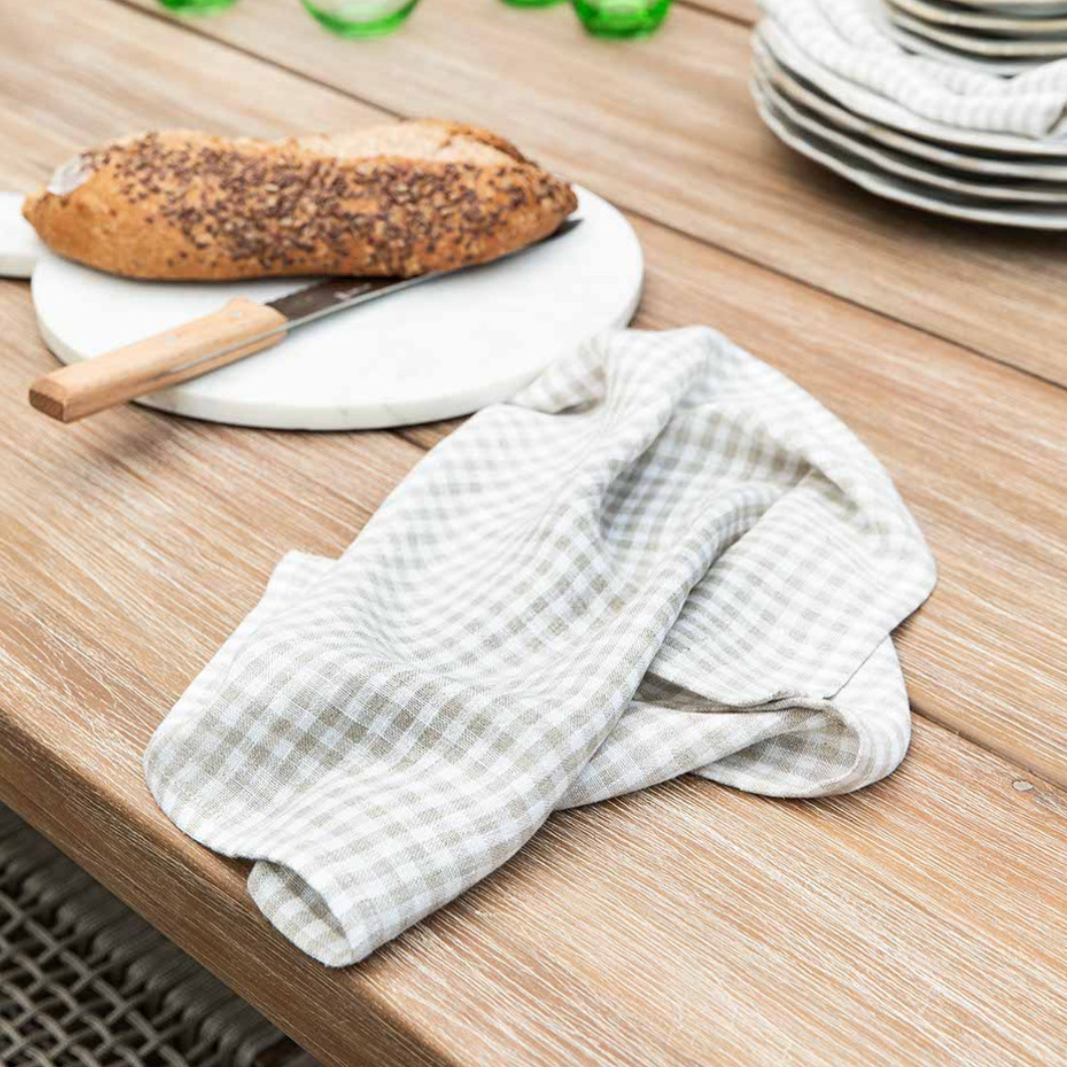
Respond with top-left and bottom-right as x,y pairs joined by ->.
138,219 -> 583,385
267,217 -> 582,330
28,219 -> 584,423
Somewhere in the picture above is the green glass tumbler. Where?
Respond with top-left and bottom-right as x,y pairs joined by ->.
301,0 -> 420,36
157,0 -> 238,11
571,0 -> 671,37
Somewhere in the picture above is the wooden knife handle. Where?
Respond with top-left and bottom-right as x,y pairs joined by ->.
29,297 -> 288,423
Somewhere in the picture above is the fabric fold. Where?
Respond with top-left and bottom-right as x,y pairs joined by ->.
760,0 -> 1067,140
145,327 -> 935,966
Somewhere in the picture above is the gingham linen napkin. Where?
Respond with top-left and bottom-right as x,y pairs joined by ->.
761,0 -> 1067,139
145,327 -> 936,967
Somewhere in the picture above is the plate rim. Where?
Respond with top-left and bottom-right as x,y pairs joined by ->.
754,81 -> 1067,227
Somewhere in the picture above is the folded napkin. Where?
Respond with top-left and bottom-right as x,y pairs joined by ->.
145,327 -> 936,967
761,0 -> 1067,139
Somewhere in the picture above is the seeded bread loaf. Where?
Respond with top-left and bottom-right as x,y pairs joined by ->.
22,120 -> 578,281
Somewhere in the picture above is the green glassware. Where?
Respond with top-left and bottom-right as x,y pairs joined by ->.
157,0 -> 237,11
301,0 -> 420,36
571,0 -> 670,37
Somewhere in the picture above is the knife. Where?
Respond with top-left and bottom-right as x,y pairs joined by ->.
28,219 -> 581,424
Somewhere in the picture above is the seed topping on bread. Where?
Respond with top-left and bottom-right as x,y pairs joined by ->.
23,120 -> 578,280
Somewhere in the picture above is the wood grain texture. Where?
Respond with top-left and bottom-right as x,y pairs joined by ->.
117,0 -> 1067,389
13,0 -> 1065,789
2,269 -> 1067,1066
2,3 -> 1067,1067
680,0 -> 755,20
0,2 -> 387,186
1,359 -> 1066,1067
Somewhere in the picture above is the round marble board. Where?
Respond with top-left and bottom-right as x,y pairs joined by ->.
11,187 -> 642,430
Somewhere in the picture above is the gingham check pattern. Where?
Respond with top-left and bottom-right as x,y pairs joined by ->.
145,327 -> 936,967
760,0 -> 1067,140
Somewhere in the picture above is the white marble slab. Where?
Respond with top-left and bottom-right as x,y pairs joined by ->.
23,186 -> 642,430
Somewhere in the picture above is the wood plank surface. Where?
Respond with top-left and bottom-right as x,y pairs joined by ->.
2,274 -> 1067,1067
2,3 -> 1067,1067
681,0 -> 755,19
10,0 -> 1067,787
117,0 -> 1067,389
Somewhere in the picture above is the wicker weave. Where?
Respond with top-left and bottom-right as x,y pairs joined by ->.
0,804 -> 319,1067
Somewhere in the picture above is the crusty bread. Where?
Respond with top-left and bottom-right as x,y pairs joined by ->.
22,120 -> 578,281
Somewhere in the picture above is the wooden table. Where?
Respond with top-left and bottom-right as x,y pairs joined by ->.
2,1 -> 1066,1064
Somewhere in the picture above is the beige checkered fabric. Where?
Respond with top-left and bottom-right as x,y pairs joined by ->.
145,327 -> 936,967
760,0 -> 1067,139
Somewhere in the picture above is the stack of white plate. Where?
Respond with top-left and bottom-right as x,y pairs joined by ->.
886,0 -> 1067,73
753,0 -> 1067,227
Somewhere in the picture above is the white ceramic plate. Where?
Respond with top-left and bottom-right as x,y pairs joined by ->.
754,82 -> 1067,227
887,0 -> 1067,33
882,18 -> 1049,70
950,0 -> 1067,11
754,68 -> 1067,201
890,7 -> 1067,54
755,42 -> 1067,180
758,24 -> 1067,153
30,186 -> 644,430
